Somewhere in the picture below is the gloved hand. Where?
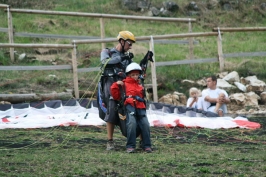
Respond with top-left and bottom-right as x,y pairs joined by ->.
128,52 -> 134,59
121,52 -> 134,61
117,72 -> 126,79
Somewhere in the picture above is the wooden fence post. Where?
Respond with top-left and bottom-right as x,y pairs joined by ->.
72,42 -> 79,98
100,18 -> 105,49
149,36 -> 158,102
217,28 -> 224,71
188,19 -> 194,66
7,6 -> 14,62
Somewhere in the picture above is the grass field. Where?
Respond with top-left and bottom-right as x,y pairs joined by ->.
0,117 -> 265,177
0,1 -> 266,176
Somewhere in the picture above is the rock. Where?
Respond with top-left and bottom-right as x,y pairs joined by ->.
261,3 -> 266,10
243,76 -> 258,84
229,93 -> 246,106
234,82 -> 246,92
222,3 -> 234,11
223,71 -> 240,83
158,91 -> 187,106
181,79 -> 195,87
229,92 -> 260,107
245,92 -> 260,106
162,1 -> 179,12
137,0 -> 150,10
48,75 -> 56,78
186,1 -> 199,11
217,79 -> 235,91
218,72 -> 229,79
207,0 -> 219,9
160,9 -> 172,17
196,79 -> 206,87
121,0 -> 140,11
245,76 -> 266,93
260,92 -> 266,104
150,6 -> 160,16
187,11 -> 200,16
18,53 -> 26,61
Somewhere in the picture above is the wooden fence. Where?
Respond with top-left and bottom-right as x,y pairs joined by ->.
0,4 -> 196,62
0,4 -> 266,102
0,32 -> 219,102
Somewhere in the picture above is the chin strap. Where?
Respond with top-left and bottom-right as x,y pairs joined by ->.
119,40 -> 125,53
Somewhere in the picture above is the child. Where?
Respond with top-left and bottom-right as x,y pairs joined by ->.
187,87 -> 202,109
110,62 -> 152,153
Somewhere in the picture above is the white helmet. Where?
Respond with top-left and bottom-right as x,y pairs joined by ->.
125,62 -> 142,74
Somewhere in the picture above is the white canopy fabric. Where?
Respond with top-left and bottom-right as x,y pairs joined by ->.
0,100 -> 261,129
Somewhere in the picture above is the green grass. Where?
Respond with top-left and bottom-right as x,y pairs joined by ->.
0,119 -> 265,176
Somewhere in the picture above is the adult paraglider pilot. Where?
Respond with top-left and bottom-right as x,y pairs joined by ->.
98,31 -> 135,151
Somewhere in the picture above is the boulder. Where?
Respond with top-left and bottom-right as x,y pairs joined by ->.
223,71 -> 240,83
218,72 -> 228,79
234,82 -> 246,92
121,0 -> 140,11
162,1 -> 179,12
158,91 -> 187,106
245,92 -> 260,106
150,6 -> 160,16
260,92 -> 266,104
229,93 -> 245,106
181,79 -> 195,87
217,79 -> 235,92
196,79 -> 206,87
186,1 -> 199,11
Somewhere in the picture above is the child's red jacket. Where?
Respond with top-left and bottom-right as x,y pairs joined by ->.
110,77 -> 146,109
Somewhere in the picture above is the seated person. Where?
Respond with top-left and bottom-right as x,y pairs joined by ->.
202,75 -> 230,117
186,87 -> 202,109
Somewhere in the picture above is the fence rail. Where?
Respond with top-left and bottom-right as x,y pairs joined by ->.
224,52 -> 266,58
2,50 -> 266,71
0,43 -> 73,48
213,27 -> 266,32
9,8 -> 197,22
0,27 -> 199,44
0,65 -> 72,71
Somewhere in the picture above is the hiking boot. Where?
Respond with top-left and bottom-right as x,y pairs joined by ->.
126,148 -> 135,153
106,140 -> 115,151
144,147 -> 152,153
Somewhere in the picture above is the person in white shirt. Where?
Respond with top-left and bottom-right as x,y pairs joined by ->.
201,75 -> 230,117
186,87 -> 202,109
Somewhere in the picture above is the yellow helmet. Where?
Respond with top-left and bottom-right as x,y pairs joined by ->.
117,31 -> 136,43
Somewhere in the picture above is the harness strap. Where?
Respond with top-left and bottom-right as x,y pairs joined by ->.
125,95 -> 145,102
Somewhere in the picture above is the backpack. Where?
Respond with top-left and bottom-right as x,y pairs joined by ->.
97,48 -> 117,120
97,81 -> 107,120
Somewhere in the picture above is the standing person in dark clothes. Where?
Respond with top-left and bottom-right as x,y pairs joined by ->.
99,31 -> 135,150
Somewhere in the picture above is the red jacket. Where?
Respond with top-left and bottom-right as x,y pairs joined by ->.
110,77 -> 146,109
